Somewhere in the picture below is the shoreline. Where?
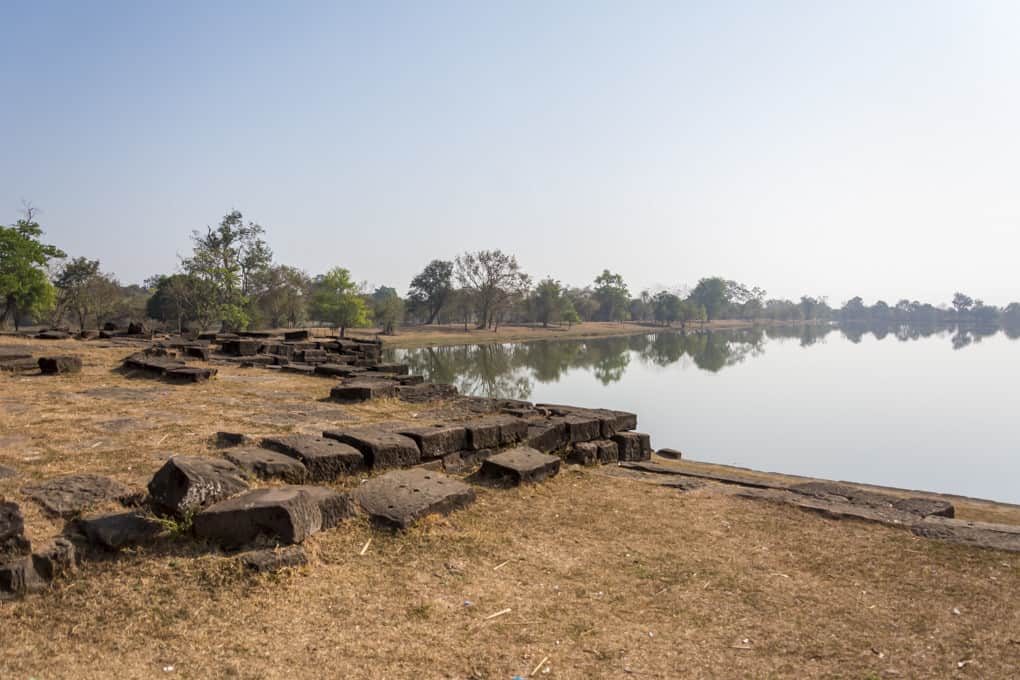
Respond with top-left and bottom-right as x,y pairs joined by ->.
347,319 -> 814,350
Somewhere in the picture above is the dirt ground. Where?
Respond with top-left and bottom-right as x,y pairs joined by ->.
2,337 -> 1019,679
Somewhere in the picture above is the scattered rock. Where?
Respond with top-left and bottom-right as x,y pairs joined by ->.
214,431 -> 251,448
194,486 -> 324,547
613,432 -> 652,462
79,512 -> 164,550
30,538 -> 77,581
0,357 -> 40,373
261,435 -> 364,480
23,474 -> 141,518
397,425 -> 468,458
225,448 -> 308,483
330,381 -> 398,402
147,456 -> 249,517
892,497 -> 955,519
292,485 -> 355,529
239,545 -> 309,572
0,555 -> 46,598
479,447 -> 561,485
165,366 -> 217,382
656,448 -> 683,460
1,501 -> 31,559
322,428 -> 420,469
38,356 -> 82,374
527,421 -> 568,453
36,330 -> 71,340
354,468 -> 476,529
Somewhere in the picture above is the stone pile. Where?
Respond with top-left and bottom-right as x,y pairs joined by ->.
0,347 -> 39,374
122,348 -> 218,383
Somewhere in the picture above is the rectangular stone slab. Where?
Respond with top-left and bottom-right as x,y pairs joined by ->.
613,432 -> 652,461
79,512 -> 163,550
566,442 -> 599,466
260,435 -> 364,480
224,447 -> 308,483
397,425 -> 468,458
330,381 -> 397,402
479,447 -> 561,485
147,456 -> 249,517
559,414 -> 602,444
527,421 -> 568,453
193,486 -> 323,546
322,428 -> 421,469
353,468 -> 476,529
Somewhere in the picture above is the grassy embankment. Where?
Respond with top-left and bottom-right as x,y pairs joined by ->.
345,319 -> 773,350
1,337 -> 1018,678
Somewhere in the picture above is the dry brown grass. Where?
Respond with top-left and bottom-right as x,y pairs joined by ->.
2,337 -> 1020,679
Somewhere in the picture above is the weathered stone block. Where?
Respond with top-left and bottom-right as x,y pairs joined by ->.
79,512 -> 163,550
30,538 -> 77,581
261,435 -> 364,480
322,428 -> 420,469
369,363 -> 410,376
566,442 -> 599,466
0,556 -> 46,598
214,431 -> 251,448
479,447 -> 561,485
353,468 -> 476,529
397,425 -> 468,458
560,414 -> 602,444
0,357 -> 39,372
527,421 -> 569,453
1,501 -> 30,560
596,439 -> 619,464
23,474 -> 141,518
147,456 -> 249,517
330,381 -> 397,402
284,329 -> 311,341
613,432 -> 652,462
395,383 -> 458,403
165,366 -> 217,382
221,339 -> 259,356
225,448 -> 308,483
194,486 -> 323,546
292,485 -> 355,529
465,419 -> 501,450
656,448 -> 683,460
240,545 -> 308,572
183,345 -> 210,361
38,356 -> 82,374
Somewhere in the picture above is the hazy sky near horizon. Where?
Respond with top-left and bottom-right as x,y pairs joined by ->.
2,1 -> 1018,305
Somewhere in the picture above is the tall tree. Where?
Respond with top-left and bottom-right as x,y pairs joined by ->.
54,257 -> 102,332
455,250 -> 530,330
952,292 -> 974,314
531,278 -> 566,327
593,270 -> 629,322
688,277 -> 729,322
182,210 -> 273,330
309,267 -> 370,337
257,265 -> 310,328
408,259 -> 454,324
371,286 -> 404,335
0,206 -> 65,329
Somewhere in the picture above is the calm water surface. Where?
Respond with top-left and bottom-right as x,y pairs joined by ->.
386,324 -> 1020,503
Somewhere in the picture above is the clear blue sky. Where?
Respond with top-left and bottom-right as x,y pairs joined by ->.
3,1 -> 1018,305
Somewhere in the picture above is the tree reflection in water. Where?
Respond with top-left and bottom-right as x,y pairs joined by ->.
386,322 -> 1018,399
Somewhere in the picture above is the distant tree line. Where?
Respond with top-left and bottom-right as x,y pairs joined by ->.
3,206 -> 1019,334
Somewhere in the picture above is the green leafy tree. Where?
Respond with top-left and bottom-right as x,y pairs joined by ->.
531,277 -> 566,327
54,257 -> 102,332
183,210 -> 273,330
408,259 -> 454,324
561,298 -> 581,328
257,265 -> 310,328
146,273 -> 219,332
0,206 -> 65,329
310,267 -> 370,337
652,291 -> 682,326
455,250 -> 531,330
688,277 -> 730,322
593,270 -> 629,322
371,286 -> 404,335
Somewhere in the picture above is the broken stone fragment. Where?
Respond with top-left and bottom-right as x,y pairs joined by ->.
527,421 -> 568,453
239,545 -> 308,573
353,468 -> 476,529
164,366 -> 217,382
261,435 -> 364,481
330,381 -> 398,402
0,501 -> 31,560
214,431 -> 251,448
322,428 -> 420,470
79,512 -> 164,550
193,486 -> 324,547
224,448 -> 308,484
566,442 -> 600,466
479,447 -> 561,485
22,474 -> 142,518
30,537 -> 77,581
147,456 -> 249,517
596,439 -> 619,464
37,356 -> 82,374
656,448 -> 683,460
